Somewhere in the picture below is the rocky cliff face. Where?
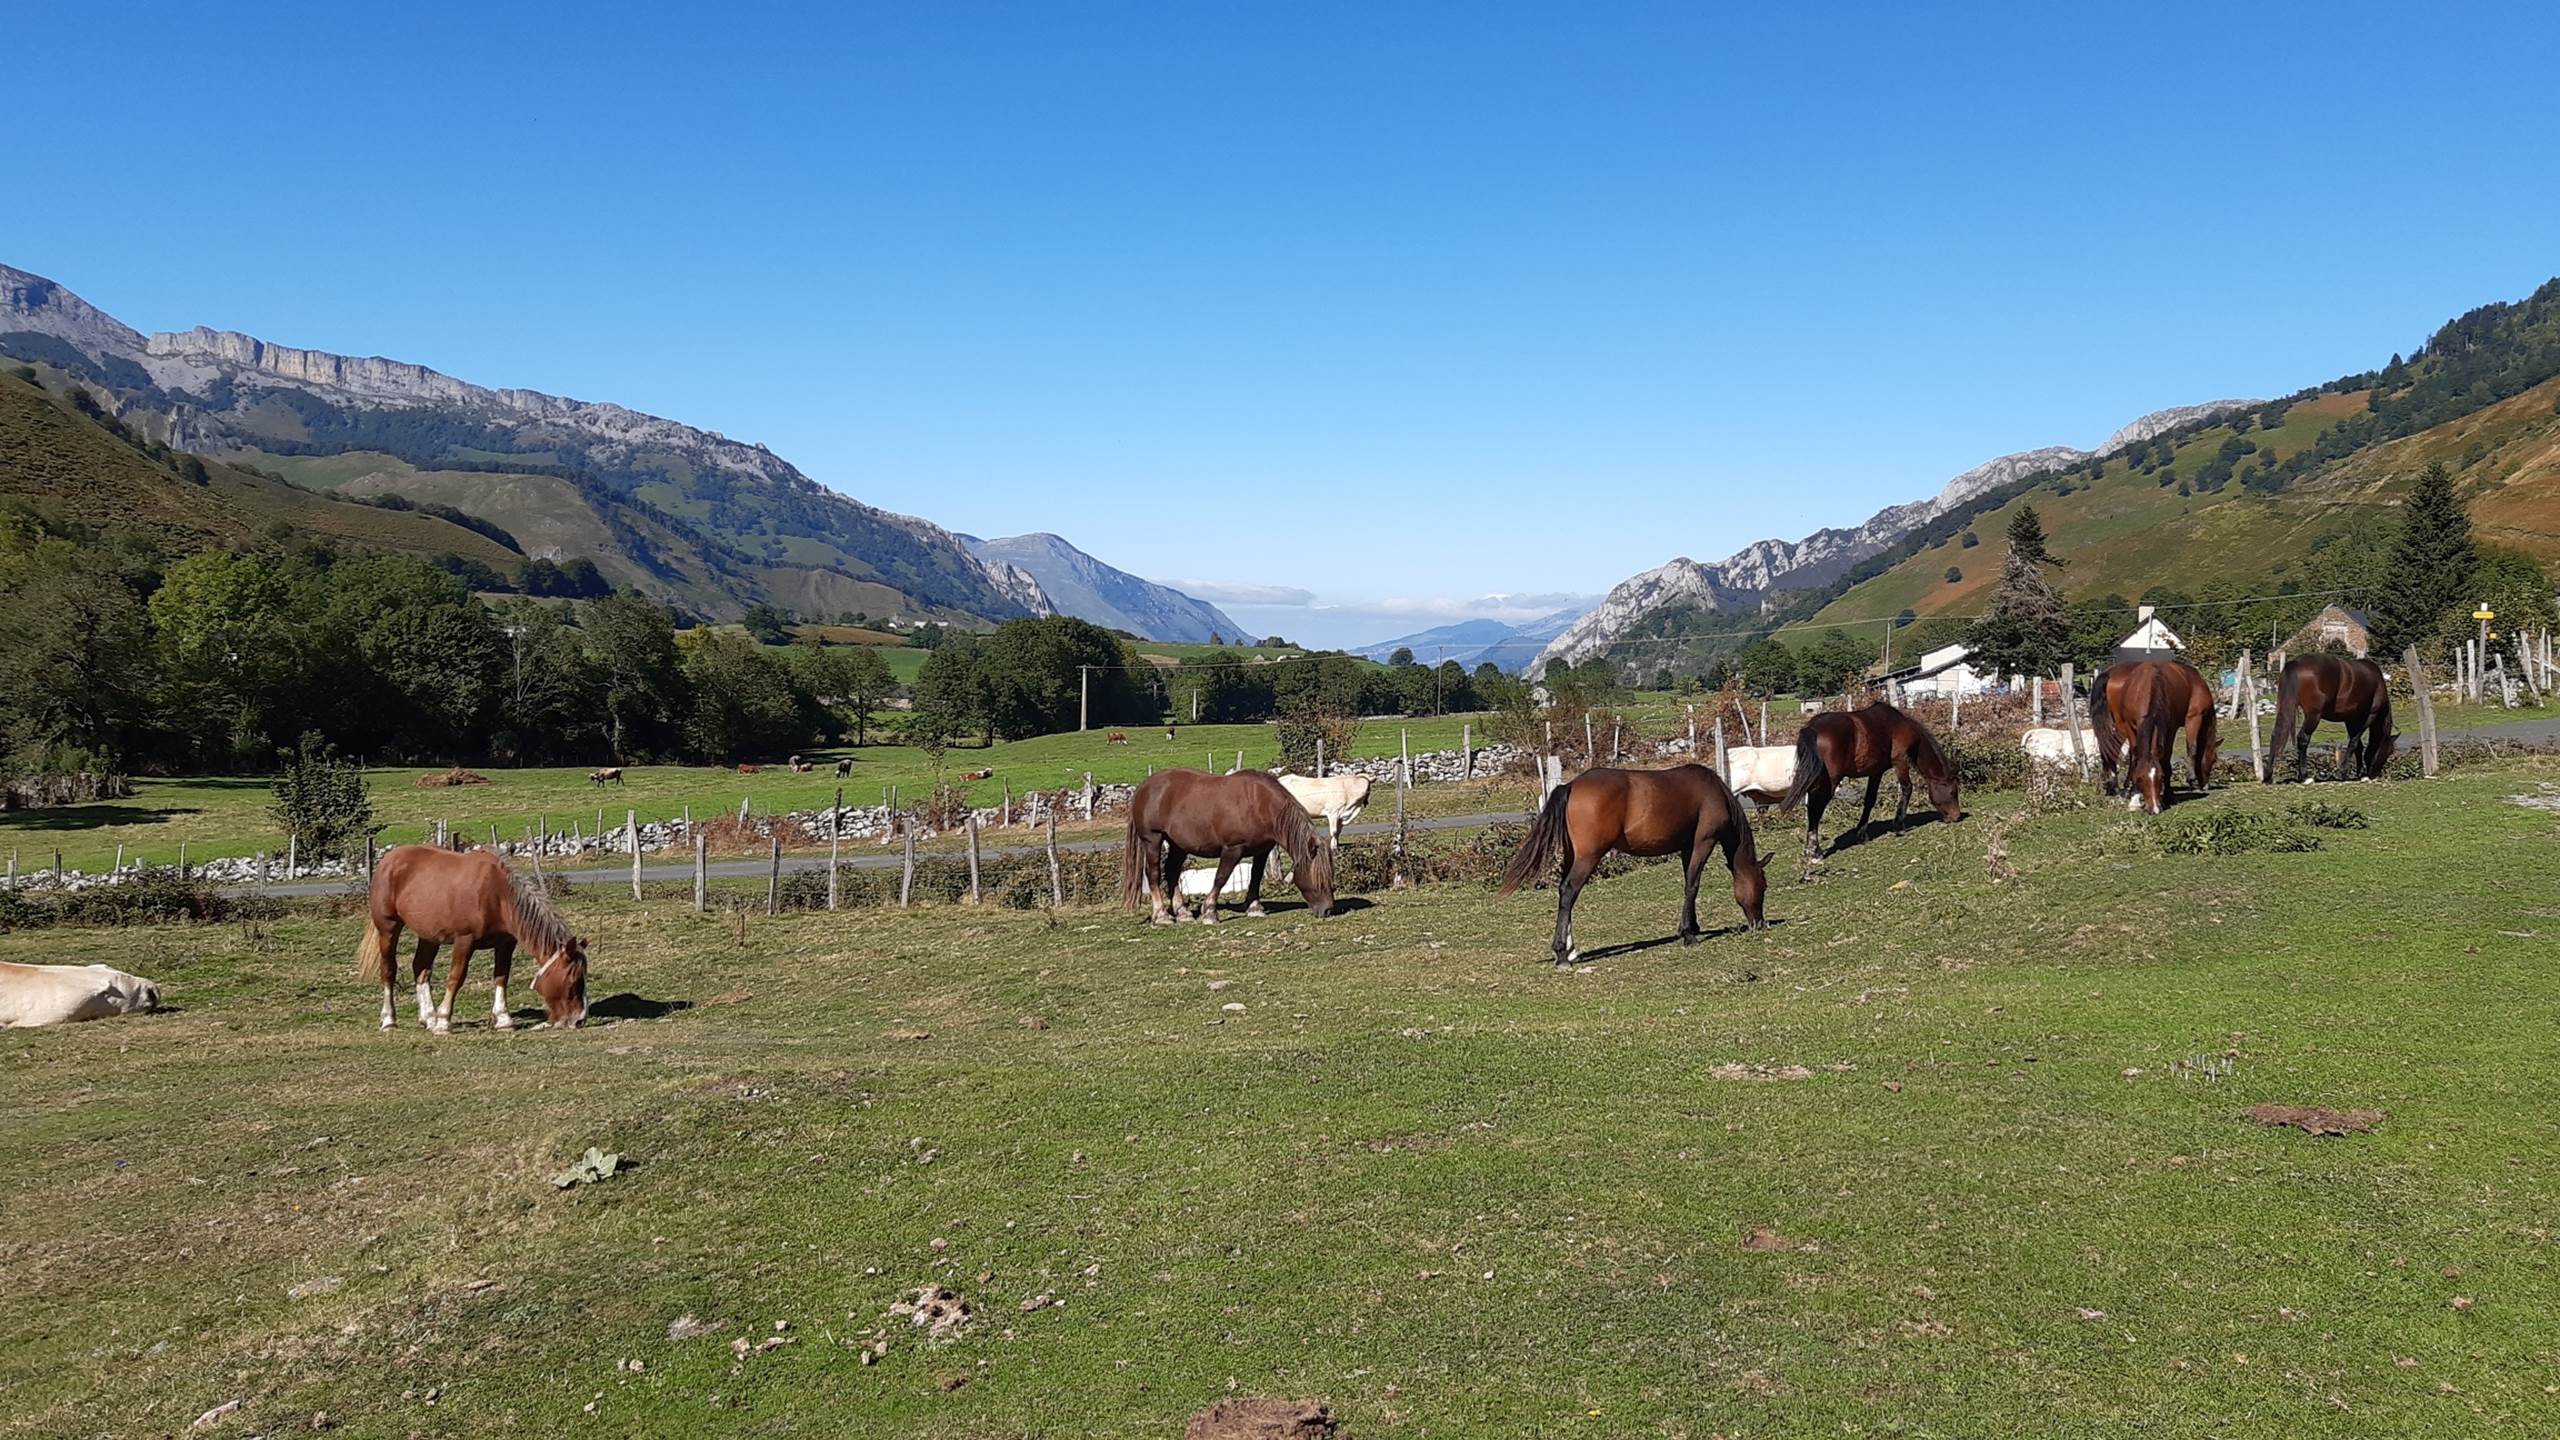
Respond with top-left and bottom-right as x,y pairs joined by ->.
1,262 -> 1045,623
962,532 -> 1241,642
1533,401 -> 2258,674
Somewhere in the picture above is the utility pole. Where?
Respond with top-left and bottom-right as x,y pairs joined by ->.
1079,665 -> 1090,730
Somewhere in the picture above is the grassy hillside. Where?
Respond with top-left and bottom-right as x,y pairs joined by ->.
0,374 -> 520,567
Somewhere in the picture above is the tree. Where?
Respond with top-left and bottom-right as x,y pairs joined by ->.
837,646 -> 898,744
740,604 -> 793,645
681,629 -> 804,761
2004,505 -> 2061,567
1968,528 -> 2072,679
0,537 -> 161,770
149,550 -> 298,765
912,636 -> 992,746
582,593 -> 688,761
1944,566 -> 1963,584
2367,462 -> 2478,656
492,600 -> 607,764
1389,646 -> 1416,667
268,729 -> 375,862
1959,531 -> 1979,549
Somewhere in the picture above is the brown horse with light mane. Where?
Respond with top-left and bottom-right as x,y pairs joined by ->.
2266,654 -> 2395,783
1778,701 -> 1961,861
358,846 -> 589,1033
2090,658 -> 2221,813
1497,765 -> 1767,965
1121,770 -> 1336,924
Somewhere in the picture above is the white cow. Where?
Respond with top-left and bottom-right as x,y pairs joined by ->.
1720,744 -> 1797,805
0,962 -> 163,1028
1275,772 -> 1372,842
2020,727 -> 2101,768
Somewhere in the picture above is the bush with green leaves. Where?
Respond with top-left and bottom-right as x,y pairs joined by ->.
268,730 -> 375,862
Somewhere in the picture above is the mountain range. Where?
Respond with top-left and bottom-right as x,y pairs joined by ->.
1530,403 -> 2254,674
0,263 -> 1235,640
1350,602 -> 1594,672
959,532 -> 1245,643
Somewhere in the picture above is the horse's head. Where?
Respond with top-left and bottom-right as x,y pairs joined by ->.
1296,842 -> 1337,919
2125,749 -> 2166,815
535,935 -> 590,1027
1735,849 -> 1772,930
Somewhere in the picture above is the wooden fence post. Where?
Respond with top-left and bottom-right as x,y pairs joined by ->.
899,828 -> 915,908
1759,700 -> 1768,743
1949,684 -> 1963,732
967,817 -> 982,904
2059,664 -> 2089,779
2404,646 -> 2440,777
1462,722 -> 1473,779
628,809 -> 641,901
1584,713 -> 1596,767
1400,728 -> 1411,788
1714,715 -> 1728,777
1393,753 -> 1409,887
1082,771 -> 1095,821
364,836 -> 376,883
1001,781 -> 1011,828
767,835 -> 781,916
1046,811 -> 1064,908
57,848 -> 66,886
2519,644 -> 2545,706
2031,675 -> 2044,726
828,787 -> 842,912
694,831 -> 707,913
2241,653 -> 2265,782
3,851 -> 13,890
2493,651 -> 2517,708
1315,738 -> 1325,779
287,836 -> 300,879
1686,704 -> 1697,756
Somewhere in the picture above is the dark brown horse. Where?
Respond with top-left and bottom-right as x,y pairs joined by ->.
2090,658 -> 2221,813
1497,765 -> 1767,965
358,846 -> 589,1033
2266,654 -> 2395,782
1120,770 -> 1335,923
1778,701 -> 1961,860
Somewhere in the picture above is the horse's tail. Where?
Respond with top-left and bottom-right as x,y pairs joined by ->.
1777,723 -> 1824,813
2132,682 -> 2172,779
1119,797 -> 1150,910
2087,667 -> 2121,769
356,914 -> 394,983
2264,660 -> 2300,783
2367,679 -> 2397,774
1497,783 -> 1571,896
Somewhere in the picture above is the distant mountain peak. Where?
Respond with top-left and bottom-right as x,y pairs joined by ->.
962,532 -> 1244,642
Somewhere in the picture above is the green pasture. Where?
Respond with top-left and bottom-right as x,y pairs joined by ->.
3,762 -> 2555,1436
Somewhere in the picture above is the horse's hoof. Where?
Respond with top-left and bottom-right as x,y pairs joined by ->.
1680,930 -> 1702,947
492,1016 -> 515,1031
1245,905 -> 1266,918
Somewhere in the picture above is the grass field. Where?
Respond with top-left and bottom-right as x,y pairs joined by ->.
1,716 -> 1499,876
4,761 -> 2556,1436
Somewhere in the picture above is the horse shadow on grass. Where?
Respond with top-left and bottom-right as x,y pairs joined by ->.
1578,917 -> 1787,964
581,993 -> 694,1023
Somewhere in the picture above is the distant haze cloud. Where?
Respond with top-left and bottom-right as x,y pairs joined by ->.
1356,592 -> 1595,623
1158,578 -> 1317,606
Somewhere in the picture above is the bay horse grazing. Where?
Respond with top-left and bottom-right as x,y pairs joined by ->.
2089,659 -> 2220,813
1497,765 -> 1767,965
1120,769 -> 1335,924
1778,701 -> 1961,861
738,763 -> 761,775
588,766 -> 624,787
1106,732 -> 1129,745
358,846 -> 588,1034
2266,654 -> 2395,783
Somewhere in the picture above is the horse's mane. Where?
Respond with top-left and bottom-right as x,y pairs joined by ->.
1868,699 -> 1953,781
506,865 -> 573,955
1252,772 -> 1334,891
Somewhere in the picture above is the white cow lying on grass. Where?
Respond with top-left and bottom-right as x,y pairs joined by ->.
1720,744 -> 1797,805
2020,727 -> 2101,768
0,962 -> 163,1028
1138,860 -> 1276,901
1275,772 -> 1372,842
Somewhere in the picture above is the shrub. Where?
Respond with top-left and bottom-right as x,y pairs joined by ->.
2156,810 -> 2320,856
2285,800 -> 2369,830
270,730 -> 376,862
0,869 -> 284,931
1275,703 -> 1360,774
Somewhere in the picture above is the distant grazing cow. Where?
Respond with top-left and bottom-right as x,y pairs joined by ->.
1138,862 -> 1257,902
588,767 -> 624,787
1106,732 -> 1129,744
0,962 -> 163,1028
2021,727 -> 2099,769
738,763 -> 761,776
960,768 -> 994,781
1275,772 -> 1372,842
1719,745 -> 1796,805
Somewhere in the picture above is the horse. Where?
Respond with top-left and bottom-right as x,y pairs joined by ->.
2019,727 -> 2098,769
2090,659 -> 2220,812
1777,701 -> 1961,861
1496,765 -> 1767,965
358,846 -> 589,1034
1275,772 -> 1372,842
588,766 -> 624,787
0,962 -> 162,1027
960,767 -> 995,781
738,763 -> 761,776
1106,732 -> 1129,745
1120,770 -> 1335,924
1719,744 -> 1796,805
835,759 -> 853,777
2266,654 -> 2396,783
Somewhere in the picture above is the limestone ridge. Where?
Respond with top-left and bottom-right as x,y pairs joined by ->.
1530,402 -> 2257,674
961,532 -> 1245,643
0,262 -> 1051,623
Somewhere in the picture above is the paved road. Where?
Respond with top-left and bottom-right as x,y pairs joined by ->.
228,809 -> 1536,898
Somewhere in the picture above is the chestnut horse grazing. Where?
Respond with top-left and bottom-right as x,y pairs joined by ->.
2267,654 -> 2395,783
358,846 -> 588,1033
1778,701 -> 1961,861
1497,765 -> 1767,965
2090,658 -> 2221,813
1120,770 -> 1335,924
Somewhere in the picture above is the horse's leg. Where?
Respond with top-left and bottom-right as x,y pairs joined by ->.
1803,776 -> 1833,863
377,919 -> 403,1030
1201,847 -> 1244,925
1243,848 -> 1269,918
1679,832 -> 1710,944
436,936 -> 474,1036
1854,772 -> 1883,838
1553,847 -> 1600,966
2341,721 -> 2365,781
1153,840 -> 1184,925
1892,757 -> 1914,831
488,937 -> 517,1031
2294,719 -> 2314,784
410,937 -> 440,1029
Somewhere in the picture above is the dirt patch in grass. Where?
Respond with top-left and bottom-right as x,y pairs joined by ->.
2246,1103 -> 2385,1136
1185,1398 -> 1336,1439
1711,1062 -> 1814,1082
414,766 -> 489,788
889,1284 -> 972,1341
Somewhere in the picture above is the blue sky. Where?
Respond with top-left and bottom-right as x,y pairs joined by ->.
12,3 -> 2559,646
